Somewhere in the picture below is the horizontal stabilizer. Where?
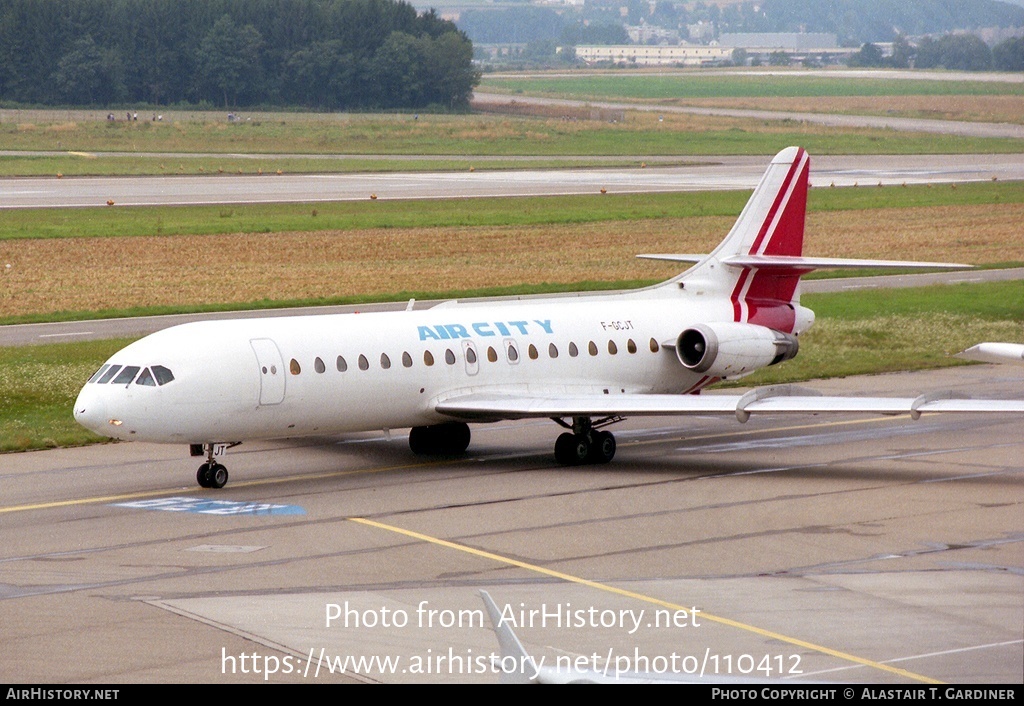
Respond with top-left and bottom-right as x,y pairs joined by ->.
639,254 -> 971,271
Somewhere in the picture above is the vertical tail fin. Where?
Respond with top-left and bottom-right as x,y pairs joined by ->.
681,146 -> 810,333
480,590 -> 539,684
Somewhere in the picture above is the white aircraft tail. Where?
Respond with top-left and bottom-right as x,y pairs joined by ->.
480,590 -> 540,684
640,146 -> 811,333
640,146 -> 969,334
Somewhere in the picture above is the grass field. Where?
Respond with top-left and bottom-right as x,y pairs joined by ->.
480,72 -> 1024,125
1,105 -> 1021,178
0,154 -> 687,178
3,182 -> 1023,323
480,73 -> 1024,100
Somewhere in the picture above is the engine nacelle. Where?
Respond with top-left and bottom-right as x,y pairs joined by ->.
676,322 -> 799,378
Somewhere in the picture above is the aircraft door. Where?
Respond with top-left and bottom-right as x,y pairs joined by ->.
462,340 -> 479,376
250,338 -> 285,405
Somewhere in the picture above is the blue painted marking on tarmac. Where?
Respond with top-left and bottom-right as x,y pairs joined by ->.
112,496 -> 305,516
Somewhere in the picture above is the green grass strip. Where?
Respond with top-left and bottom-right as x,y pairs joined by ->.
3,180 -> 1022,241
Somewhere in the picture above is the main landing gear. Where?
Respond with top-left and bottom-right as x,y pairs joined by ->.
409,422 -> 472,456
190,443 -> 237,489
553,416 -> 618,466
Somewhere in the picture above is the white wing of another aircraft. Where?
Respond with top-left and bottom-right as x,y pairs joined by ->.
73,147 -> 1024,489
957,342 -> 1024,366
479,591 -> 819,684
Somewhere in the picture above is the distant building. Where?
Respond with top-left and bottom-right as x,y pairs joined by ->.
625,23 -> 680,44
721,33 -> 839,50
575,44 -> 731,65
719,32 -> 856,65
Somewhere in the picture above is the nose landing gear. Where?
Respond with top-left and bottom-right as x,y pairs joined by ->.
190,442 -> 238,488
197,462 -> 229,489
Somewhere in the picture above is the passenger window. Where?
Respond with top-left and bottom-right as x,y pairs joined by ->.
88,364 -> 111,383
315,357 -> 326,373
98,365 -> 122,384
402,352 -> 413,368
358,354 -> 369,370
290,359 -> 301,375
608,340 -> 618,355
445,349 -> 456,365
548,343 -> 558,358
337,355 -> 348,372
507,344 -> 519,362
568,342 -> 578,357
424,350 -> 434,366
112,365 -> 141,385
152,365 -> 175,385
487,346 -> 497,363
588,341 -> 598,356
135,368 -> 156,386
466,347 -> 477,364
381,353 -> 391,369
650,338 -> 659,353
627,339 -> 637,354
528,344 -> 538,360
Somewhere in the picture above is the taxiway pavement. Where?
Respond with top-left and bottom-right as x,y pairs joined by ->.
1,366 -> 1021,683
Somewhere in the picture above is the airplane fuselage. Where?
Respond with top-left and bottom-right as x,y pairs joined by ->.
75,292 -> 804,444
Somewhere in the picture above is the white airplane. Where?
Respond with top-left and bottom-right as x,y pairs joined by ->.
73,147 -> 1024,489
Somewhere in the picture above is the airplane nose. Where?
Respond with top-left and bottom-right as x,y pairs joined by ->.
73,386 -> 108,435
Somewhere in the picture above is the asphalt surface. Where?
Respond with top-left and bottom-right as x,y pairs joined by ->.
2,154 -> 1023,209
2,366 -> 1021,683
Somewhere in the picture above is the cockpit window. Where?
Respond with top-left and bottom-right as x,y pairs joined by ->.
136,368 -> 157,386
152,365 -> 175,385
97,365 -> 122,384
89,364 -> 111,383
112,366 -> 141,385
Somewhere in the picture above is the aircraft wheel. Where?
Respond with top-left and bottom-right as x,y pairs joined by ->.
555,432 -> 589,465
589,431 -> 616,464
208,463 -> 229,489
196,462 -> 212,488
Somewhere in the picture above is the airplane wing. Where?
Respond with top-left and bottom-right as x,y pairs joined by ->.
956,342 -> 1024,366
436,385 -> 1024,424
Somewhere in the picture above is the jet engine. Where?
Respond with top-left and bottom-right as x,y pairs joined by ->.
676,322 -> 799,378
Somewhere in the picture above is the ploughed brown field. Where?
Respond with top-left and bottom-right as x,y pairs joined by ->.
2,203 -> 1022,318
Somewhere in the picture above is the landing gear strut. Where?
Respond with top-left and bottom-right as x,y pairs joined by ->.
409,422 -> 471,456
552,416 -> 617,466
191,443 -> 234,488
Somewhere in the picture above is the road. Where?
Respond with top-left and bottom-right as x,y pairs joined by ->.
2,365 -> 1021,683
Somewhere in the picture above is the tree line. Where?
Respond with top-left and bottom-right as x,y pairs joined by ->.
850,35 -> 1024,72
0,0 -> 479,110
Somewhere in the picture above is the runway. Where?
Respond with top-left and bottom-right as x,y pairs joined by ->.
2,154 -> 1023,209
2,365 -> 1021,683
